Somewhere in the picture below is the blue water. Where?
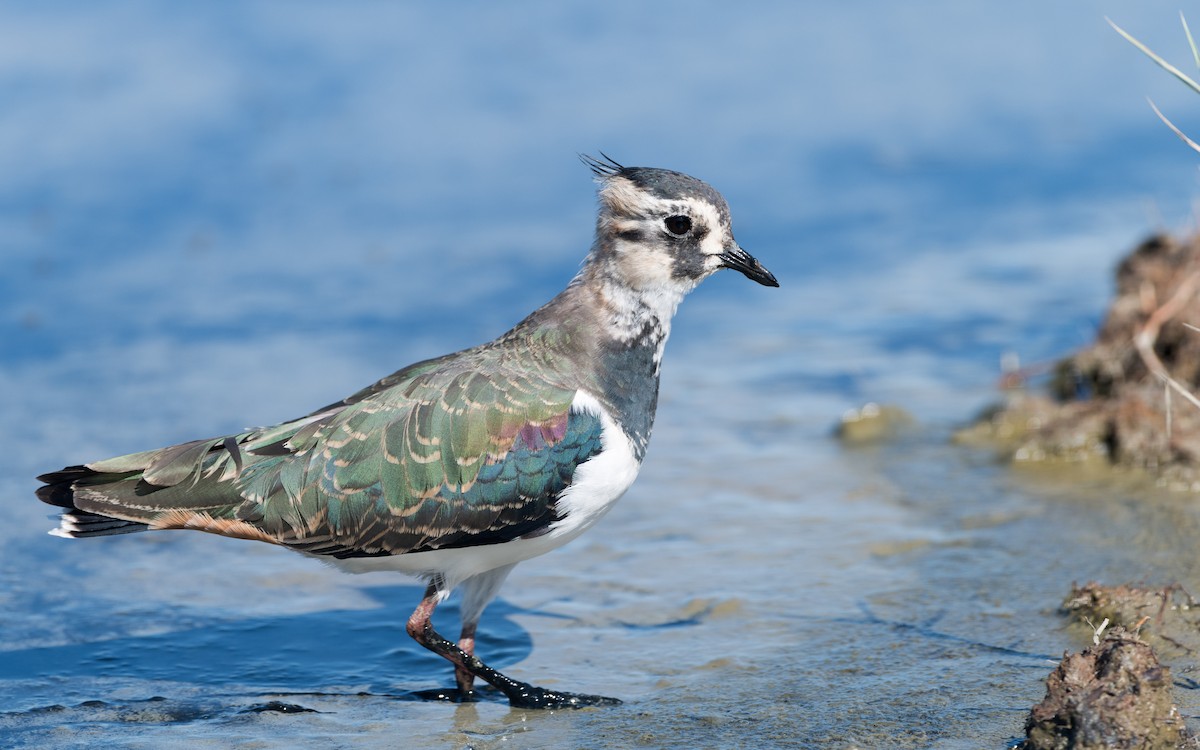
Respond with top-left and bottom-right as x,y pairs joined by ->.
5,2 -> 1200,747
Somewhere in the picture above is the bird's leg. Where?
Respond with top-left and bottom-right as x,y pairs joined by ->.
453,563 -> 513,699
455,620 -> 478,696
405,583 -> 621,709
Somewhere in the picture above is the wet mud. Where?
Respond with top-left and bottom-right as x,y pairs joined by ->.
1022,626 -> 1189,750
960,233 -> 1200,747
959,234 -> 1200,490
1062,582 -> 1200,661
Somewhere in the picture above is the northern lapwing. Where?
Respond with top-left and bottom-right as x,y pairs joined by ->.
37,154 -> 778,709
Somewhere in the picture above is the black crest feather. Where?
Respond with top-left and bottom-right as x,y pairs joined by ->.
579,152 -> 625,178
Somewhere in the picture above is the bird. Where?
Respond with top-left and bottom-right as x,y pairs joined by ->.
36,154 -> 778,709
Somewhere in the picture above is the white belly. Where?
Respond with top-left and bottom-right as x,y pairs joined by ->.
325,390 -> 641,591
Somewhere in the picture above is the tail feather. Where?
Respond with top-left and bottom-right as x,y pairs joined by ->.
38,464 -> 153,537
50,509 -> 149,538
36,441 -> 242,538
36,409 -> 339,544
35,423 -> 312,539
36,465 -> 101,508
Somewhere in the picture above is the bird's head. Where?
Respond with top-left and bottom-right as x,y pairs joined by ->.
582,154 -> 778,292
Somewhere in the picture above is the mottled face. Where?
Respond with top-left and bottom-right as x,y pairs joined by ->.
593,165 -> 778,291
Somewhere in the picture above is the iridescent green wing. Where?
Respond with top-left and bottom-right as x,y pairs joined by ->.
233,360 -> 604,557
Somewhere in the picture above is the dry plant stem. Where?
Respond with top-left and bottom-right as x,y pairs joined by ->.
1108,18 -> 1200,95
1109,17 -> 1200,155
1134,270 -> 1200,415
1148,99 -> 1200,155
1184,11 -> 1200,69
1166,380 -> 1173,440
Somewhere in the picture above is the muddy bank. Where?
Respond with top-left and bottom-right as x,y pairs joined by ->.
1019,582 -> 1200,749
954,233 -> 1200,746
1022,625 -> 1189,750
958,234 -> 1200,489
1062,582 -> 1200,661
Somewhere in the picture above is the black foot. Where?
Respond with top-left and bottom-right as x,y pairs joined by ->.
403,601 -> 620,710
503,682 -> 621,710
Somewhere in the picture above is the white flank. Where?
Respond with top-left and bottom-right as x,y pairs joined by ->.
547,390 -> 641,537
326,389 -> 641,593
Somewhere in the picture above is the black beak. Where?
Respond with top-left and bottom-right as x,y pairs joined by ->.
719,244 -> 779,287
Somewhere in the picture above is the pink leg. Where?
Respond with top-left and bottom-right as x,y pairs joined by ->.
455,621 -> 478,695
404,583 -> 619,709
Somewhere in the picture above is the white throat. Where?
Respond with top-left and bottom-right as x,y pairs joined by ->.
598,276 -> 690,366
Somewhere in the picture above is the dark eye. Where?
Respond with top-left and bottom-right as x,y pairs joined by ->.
664,215 -> 692,236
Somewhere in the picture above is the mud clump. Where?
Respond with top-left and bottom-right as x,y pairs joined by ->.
958,234 -> 1200,488
835,402 -> 914,444
1061,582 -> 1200,659
1022,626 -> 1189,749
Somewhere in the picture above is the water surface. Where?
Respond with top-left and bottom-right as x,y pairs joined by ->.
4,3 -> 1200,747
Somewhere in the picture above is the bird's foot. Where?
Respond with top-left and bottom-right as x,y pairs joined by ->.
501,681 -> 621,710
409,683 -> 617,709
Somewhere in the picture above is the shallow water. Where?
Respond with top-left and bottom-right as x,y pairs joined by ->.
6,2 -> 1200,748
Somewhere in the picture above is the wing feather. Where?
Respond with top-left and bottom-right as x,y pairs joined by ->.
40,344 -> 606,557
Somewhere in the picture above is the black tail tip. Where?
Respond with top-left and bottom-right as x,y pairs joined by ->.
35,465 -> 93,508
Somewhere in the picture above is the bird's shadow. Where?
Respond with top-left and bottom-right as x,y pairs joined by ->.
0,584 -> 548,701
